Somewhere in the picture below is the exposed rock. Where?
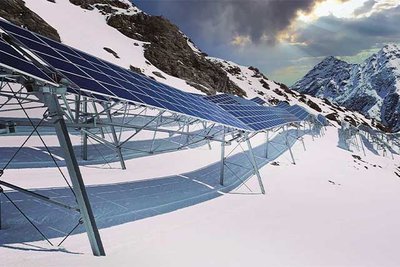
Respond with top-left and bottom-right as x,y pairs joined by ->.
306,99 -> 322,112
107,12 -> 246,96
248,66 -> 268,80
326,112 -> 340,124
103,47 -> 120,58
344,115 -> 357,126
129,65 -> 142,74
94,4 -> 117,15
0,0 -> 60,41
152,71 -> 166,79
225,65 -> 241,76
69,0 -> 130,10
260,79 -> 270,90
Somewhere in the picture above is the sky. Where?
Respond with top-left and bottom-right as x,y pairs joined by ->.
133,0 -> 400,86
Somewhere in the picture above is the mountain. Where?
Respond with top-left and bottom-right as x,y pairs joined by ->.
292,44 -> 400,132
0,0 -> 379,129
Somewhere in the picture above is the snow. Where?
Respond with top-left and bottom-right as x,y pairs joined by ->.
1,1 -> 400,266
1,127 -> 400,266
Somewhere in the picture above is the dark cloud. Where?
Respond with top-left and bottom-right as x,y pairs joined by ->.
353,0 -> 376,16
292,5 -> 400,56
135,0 -> 324,44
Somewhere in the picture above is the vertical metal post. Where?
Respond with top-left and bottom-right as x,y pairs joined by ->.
0,186 -> 2,230
285,126 -> 296,165
186,122 -> 190,144
82,97 -> 88,161
150,115 -> 160,153
44,93 -> 105,256
220,127 -> 226,186
74,94 -> 80,124
358,134 -> 366,156
265,131 -> 269,158
245,133 -> 265,194
105,104 -> 126,170
202,122 -> 212,150
92,101 -> 105,139
309,121 -> 314,141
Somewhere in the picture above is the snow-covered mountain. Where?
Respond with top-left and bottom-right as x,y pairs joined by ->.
292,44 -> 400,132
0,0 -> 382,131
2,1 -> 400,266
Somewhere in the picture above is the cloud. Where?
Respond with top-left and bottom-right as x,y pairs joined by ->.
290,5 -> 400,56
353,0 -> 376,16
231,35 -> 252,47
135,0 -> 327,45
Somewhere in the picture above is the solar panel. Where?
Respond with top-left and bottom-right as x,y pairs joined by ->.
250,97 -> 266,106
218,105 -> 301,131
0,34 -> 57,85
229,95 -> 259,106
204,94 -> 259,106
317,114 -> 329,126
284,105 -> 310,121
276,101 -> 290,108
0,19 -> 251,131
204,94 -> 240,105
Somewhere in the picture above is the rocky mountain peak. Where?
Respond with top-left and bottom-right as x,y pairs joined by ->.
0,0 -> 60,41
292,44 -> 400,132
381,43 -> 400,54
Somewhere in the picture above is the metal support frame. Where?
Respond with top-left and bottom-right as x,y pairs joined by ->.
0,75 -> 326,256
285,126 -> 296,165
265,130 -> 269,158
0,180 -> 79,212
105,103 -> 126,170
245,133 -> 265,194
82,97 -> 88,161
43,93 -> 105,256
0,185 -> 2,230
220,127 -> 226,185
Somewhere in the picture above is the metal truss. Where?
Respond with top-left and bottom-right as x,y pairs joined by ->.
0,72 -> 319,256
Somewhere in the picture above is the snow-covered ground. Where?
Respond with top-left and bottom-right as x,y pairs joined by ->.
1,1 -> 399,266
1,125 -> 400,266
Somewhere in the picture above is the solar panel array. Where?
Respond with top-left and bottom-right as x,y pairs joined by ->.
218,105 -> 302,131
250,97 -> 266,106
0,32 -> 56,85
0,19 -> 313,133
0,19 -> 252,131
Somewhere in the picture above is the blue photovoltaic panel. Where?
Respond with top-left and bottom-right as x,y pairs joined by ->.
0,35 -> 56,85
204,94 -> 240,105
275,102 -> 310,121
284,105 -> 310,121
204,94 -> 259,106
229,95 -> 259,106
0,19 -> 251,131
276,101 -> 290,109
218,105 -> 301,131
317,114 -> 329,126
250,97 -> 266,106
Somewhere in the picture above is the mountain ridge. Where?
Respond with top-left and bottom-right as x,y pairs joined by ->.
292,44 -> 400,132
0,0 -> 383,131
